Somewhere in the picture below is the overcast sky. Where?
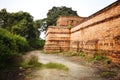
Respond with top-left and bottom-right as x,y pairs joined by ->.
0,0 -> 117,20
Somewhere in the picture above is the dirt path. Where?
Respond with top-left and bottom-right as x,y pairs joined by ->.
26,51 -> 105,80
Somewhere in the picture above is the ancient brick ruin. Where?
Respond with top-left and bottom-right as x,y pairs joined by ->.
44,1 -> 120,63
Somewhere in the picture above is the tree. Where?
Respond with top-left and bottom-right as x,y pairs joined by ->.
0,9 -> 10,29
33,19 -> 47,38
45,6 -> 78,29
0,9 -> 36,39
34,6 -> 78,32
34,20 -> 42,38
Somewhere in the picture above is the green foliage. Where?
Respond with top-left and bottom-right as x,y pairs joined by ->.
93,54 -> 105,61
14,34 -> 29,52
34,20 -> 42,38
42,6 -> 78,30
66,51 -> 86,57
100,71 -> 116,78
0,9 -> 37,39
0,28 -> 29,67
93,51 -> 106,60
67,25 -> 72,29
85,51 -> 112,64
21,55 -> 42,68
11,19 -> 28,37
105,58 -> 112,64
43,62 -> 69,71
28,39 -> 45,49
78,52 -> 86,57
21,55 -> 68,71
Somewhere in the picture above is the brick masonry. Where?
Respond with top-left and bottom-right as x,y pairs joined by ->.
44,1 -> 120,63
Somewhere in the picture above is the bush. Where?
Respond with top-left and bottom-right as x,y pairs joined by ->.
14,35 -> 29,52
0,28 -> 29,67
28,38 -> 45,49
0,28 -> 29,53
21,55 -> 42,68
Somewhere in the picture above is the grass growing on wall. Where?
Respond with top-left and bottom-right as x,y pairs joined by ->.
84,51 -> 112,64
64,50 -> 112,64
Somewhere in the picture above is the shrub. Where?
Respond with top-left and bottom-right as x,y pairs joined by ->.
0,28 -> 29,67
14,35 -> 29,52
0,28 -> 29,53
21,55 -> 42,68
28,38 -> 45,49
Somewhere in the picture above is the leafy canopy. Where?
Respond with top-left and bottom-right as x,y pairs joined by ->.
0,9 -> 36,39
35,6 -> 78,31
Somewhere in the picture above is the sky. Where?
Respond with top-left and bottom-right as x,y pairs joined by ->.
0,0 -> 117,20
0,0 -> 117,39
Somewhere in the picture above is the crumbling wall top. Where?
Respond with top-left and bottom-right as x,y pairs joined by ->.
57,16 -> 86,27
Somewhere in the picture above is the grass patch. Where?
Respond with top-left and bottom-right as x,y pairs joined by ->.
65,51 -> 86,57
86,55 -> 112,64
84,51 -> 112,64
93,51 -> 106,61
100,71 -> 116,78
77,52 -> 86,57
20,55 -> 42,69
85,57 -> 94,62
43,62 -> 69,71
21,55 -> 69,71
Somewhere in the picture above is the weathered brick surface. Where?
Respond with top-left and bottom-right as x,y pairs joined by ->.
57,16 -> 85,27
44,1 -> 120,63
44,26 -> 70,52
70,1 -> 120,63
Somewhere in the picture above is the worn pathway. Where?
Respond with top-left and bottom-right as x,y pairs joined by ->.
26,51 -> 104,80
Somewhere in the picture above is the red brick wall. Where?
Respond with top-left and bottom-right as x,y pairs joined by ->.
44,1 -> 120,63
44,26 -> 70,52
57,16 -> 85,27
70,1 -> 120,63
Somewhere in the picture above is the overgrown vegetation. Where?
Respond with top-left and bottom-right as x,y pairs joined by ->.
62,50 -> 112,64
0,28 -> 29,68
0,9 -> 45,68
34,6 -> 78,31
21,55 -> 68,71
20,55 -> 42,69
28,39 -> 45,50
64,51 -> 86,57
85,51 -> 112,64
100,71 -> 116,78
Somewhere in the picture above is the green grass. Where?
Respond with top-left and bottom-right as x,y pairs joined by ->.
64,51 -> 86,57
77,52 -> 86,57
100,71 -> 116,78
20,55 -> 42,69
43,62 -> 69,71
20,55 -> 69,71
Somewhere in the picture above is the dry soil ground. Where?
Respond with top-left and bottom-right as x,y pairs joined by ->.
26,51 -> 106,80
